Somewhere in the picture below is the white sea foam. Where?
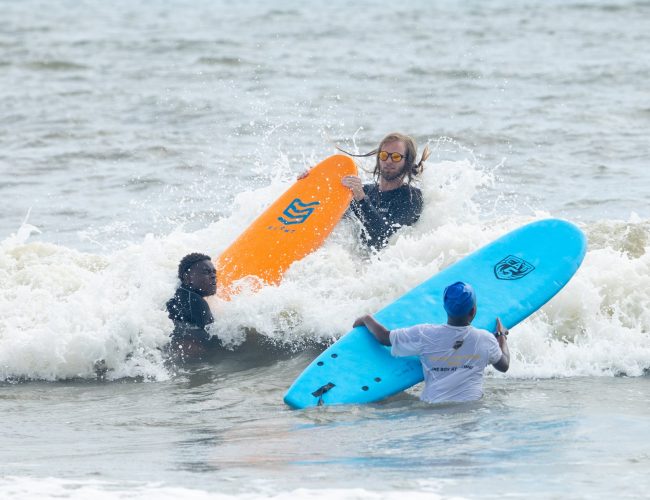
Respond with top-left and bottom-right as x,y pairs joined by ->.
0,477 -> 457,500
1,160 -> 648,382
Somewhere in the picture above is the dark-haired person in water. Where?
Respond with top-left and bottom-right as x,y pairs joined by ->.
340,132 -> 430,249
166,253 -> 220,359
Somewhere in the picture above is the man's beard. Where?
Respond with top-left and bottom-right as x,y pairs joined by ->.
380,165 -> 407,182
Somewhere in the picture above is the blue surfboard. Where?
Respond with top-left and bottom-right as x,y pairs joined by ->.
284,219 -> 587,409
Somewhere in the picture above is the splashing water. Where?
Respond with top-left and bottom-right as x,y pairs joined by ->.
1,158 -> 648,382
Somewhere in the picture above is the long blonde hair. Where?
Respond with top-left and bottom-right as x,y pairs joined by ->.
338,132 -> 431,185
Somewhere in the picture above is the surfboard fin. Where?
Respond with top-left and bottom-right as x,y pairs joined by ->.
311,382 -> 336,406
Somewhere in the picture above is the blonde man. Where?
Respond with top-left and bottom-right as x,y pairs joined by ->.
342,132 -> 430,249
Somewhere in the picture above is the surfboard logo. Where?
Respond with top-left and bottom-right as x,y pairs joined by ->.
494,255 -> 535,280
278,198 -> 320,225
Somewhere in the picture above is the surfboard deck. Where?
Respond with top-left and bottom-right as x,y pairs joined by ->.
284,219 -> 587,409
214,154 -> 357,299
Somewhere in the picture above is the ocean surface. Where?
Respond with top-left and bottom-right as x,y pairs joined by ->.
1,0 -> 649,499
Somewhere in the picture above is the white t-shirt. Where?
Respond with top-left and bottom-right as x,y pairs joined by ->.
389,323 -> 503,404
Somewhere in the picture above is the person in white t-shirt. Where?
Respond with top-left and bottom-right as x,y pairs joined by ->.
353,281 -> 510,404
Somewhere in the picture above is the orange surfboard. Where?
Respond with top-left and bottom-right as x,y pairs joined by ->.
214,154 -> 357,299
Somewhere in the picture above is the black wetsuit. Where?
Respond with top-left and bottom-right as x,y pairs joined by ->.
349,183 -> 423,249
166,286 -> 220,356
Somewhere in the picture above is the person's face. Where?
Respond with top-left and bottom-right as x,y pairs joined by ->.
378,140 -> 407,181
185,259 -> 217,296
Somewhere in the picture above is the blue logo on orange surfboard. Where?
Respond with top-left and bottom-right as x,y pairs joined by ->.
494,255 -> 535,280
278,198 -> 320,225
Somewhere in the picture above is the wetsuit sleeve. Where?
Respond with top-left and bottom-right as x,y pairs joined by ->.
349,186 -> 391,247
350,197 -> 385,228
166,297 -> 182,322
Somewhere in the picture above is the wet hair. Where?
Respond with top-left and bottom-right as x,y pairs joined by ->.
337,132 -> 431,185
178,253 -> 212,280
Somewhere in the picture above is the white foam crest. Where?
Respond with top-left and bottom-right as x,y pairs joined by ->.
0,158 -> 312,381
0,232 -> 174,381
212,160 -> 650,379
0,476 -> 454,500
2,156 -> 649,381
505,225 -> 650,378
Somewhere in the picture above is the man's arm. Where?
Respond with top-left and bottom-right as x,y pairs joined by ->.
353,314 -> 391,346
492,317 -> 510,372
347,186 -> 385,227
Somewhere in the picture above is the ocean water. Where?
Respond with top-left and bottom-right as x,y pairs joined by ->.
1,0 -> 649,499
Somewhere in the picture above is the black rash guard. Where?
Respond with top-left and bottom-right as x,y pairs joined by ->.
166,286 -> 220,355
349,183 -> 423,249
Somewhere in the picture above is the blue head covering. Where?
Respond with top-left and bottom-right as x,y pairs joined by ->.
443,282 -> 476,317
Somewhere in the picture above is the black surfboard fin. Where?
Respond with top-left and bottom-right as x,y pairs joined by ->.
312,382 -> 336,406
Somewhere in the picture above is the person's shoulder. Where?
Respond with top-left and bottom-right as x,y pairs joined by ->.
393,323 -> 425,335
391,323 -> 433,346
166,288 -> 184,314
469,325 -> 491,335
403,184 -> 422,197
169,286 -> 201,306
398,323 -> 443,336
423,322 -> 446,331
470,326 -> 498,342
179,286 -> 208,306
396,184 -> 422,201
